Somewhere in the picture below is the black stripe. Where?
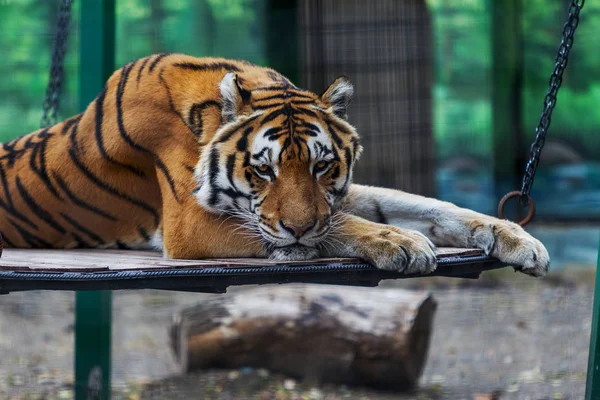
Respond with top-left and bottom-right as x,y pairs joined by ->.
291,100 -> 315,105
116,63 -> 146,151
217,115 -> 259,143
0,163 -> 12,207
326,116 -> 353,136
208,147 -> 220,206
220,187 -> 250,201
137,56 -> 151,84
188,101 -> 222,138
244,170 -> 253,185
67,140 -> 159,226
330,165 -> 341,180
264,128 -> 284,141
173,62 -> 242,73
326,124 -> 344,148
296,129 -> 318,137
69,148 -> 160,226
243,151 -> 251,167
252,147 -> 268,160
225,154 -> 238,189
71,232 -> 91,248
236,127 -> 253,151
253,94 -> 287,102
253,103 -> 283,111
15,177 -> 66,234
95,87 -> 146,176
302,122 -> 321,133
340,147 -> 353,195
116,240 -> 131,249
254,92 -> 315,103
155,158 -> 179,201
0,196 -> 39,230
35,131 -> 64,200
116,63 -> 179,202
288,90 -> 315,99
1,134 -> 36,167
28,129 -> 64,201
138,227 -> 151,242
158,70 -> 182,119
351,136 -> 361,157
374,201 -> 388,224
61,114 -> 82,135
148,53 -> 172,73
1,233 -> 16,248
252,85 -> 290,92
260,108 -> 286,124
53,173 -> 118,222
60,212 -> 105,244
9,219 -> 52,248
294,105 -> 318,118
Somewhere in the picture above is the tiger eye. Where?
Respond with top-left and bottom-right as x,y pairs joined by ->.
255,165 -> 273,175
314,160 -> 329,171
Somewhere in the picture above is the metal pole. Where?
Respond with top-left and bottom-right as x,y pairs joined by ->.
491,0 -> 524,221
75,1 -> 115,399
586,235 -> 600,399
266,0 -> 299,84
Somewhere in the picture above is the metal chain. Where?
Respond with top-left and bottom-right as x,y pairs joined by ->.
519,0 -> 584,204
40,0 -> 73,128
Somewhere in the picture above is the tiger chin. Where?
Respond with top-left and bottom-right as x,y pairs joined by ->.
0,53 -> 548,277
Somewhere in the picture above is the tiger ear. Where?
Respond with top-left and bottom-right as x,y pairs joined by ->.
219,72 -> 251,123
320,76 -> 354,119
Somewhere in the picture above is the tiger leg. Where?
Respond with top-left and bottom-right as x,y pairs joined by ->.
329,184 -> 549,277
160,198 -> 268,259
152,154 -> 267,259
320,213 -> 438,274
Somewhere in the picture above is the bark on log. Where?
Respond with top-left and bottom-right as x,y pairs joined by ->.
170,285 -> 436,390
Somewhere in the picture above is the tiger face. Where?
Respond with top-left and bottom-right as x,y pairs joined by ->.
195,72 -> 362,260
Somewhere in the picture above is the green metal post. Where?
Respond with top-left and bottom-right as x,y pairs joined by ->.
266,0 -> 299,84
75,1 -> 115,399
491,0 -> 524,221
586,236 -> 600,399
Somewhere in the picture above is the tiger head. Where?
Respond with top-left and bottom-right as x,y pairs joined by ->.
195,72 -> 362,260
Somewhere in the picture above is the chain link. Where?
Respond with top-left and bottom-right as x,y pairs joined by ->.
40,0 -> 73,128
519,0 -> 584,205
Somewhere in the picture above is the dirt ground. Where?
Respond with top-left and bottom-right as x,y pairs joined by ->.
0,267 -> 594,400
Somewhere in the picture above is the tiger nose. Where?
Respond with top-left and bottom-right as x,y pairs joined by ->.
280,220 -> 315,238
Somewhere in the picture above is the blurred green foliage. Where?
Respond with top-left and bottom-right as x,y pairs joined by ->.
428,0 -> 600,161
0,0 -> 265,141
0,0 -> 598,162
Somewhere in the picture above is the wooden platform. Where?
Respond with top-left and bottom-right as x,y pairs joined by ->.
0,248 -> 505,294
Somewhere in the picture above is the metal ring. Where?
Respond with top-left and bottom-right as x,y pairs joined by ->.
498,191 -> 536,227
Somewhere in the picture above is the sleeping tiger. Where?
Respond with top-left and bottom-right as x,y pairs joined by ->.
0,53 -> 549,276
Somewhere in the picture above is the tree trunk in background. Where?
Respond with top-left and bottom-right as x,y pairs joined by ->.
170,285 -> 436,390
299,0 -> 435,196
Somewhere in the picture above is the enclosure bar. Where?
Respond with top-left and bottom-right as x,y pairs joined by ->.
266,0 -> 299,83
75,1 -> 115,399
491,0 -> 525,220
586,235 -> 600,399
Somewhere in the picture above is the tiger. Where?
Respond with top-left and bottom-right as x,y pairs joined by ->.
0,53 -> 548,276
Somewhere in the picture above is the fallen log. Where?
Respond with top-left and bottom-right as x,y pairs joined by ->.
170,285 -> 436,390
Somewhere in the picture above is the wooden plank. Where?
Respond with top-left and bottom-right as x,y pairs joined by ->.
0,248 -> 485,273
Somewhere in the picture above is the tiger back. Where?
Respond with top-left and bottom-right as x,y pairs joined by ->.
0,53 -> 360,257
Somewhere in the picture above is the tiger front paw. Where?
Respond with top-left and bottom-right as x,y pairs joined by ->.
466,217 -> 549,277
351,226 -> 438,274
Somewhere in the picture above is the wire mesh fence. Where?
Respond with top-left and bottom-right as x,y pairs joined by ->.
299,0 -> 435,196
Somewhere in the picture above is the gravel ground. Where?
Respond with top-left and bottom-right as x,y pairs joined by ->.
0,268 -> 594,400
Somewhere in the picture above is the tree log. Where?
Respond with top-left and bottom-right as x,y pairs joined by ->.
169,285 -> 436,390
